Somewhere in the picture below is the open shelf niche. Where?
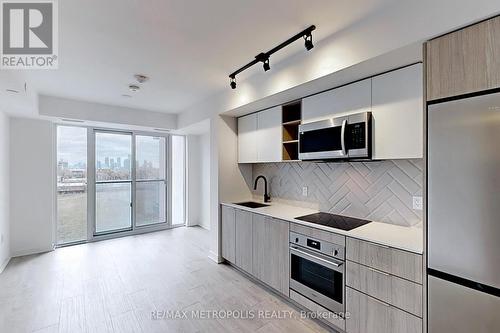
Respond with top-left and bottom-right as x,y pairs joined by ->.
282,100 -> 302,161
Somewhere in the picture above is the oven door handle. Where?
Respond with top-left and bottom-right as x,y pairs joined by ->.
290,246 -> 344,272
340,119 -> 347,157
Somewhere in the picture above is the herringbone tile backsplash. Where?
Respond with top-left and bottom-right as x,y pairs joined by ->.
252,160 -> 423,227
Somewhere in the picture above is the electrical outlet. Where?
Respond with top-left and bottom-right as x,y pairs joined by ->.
302,186 -> 308,197
413,196 -> 423,210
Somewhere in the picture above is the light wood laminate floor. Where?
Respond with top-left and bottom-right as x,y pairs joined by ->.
0,227 -> 332,333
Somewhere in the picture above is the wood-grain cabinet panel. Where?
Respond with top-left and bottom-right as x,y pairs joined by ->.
346,261 -> 422,317
221,206 -> 236,263
346,237 -> 422,284
426,16 -> 500,101
235,210 -> 253,273
346,287 -> 422,333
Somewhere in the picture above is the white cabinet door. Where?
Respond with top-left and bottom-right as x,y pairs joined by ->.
257,106 -> 282,163
372,64 -> 423,159
238,113 -> 258,163
302,78 -> 371,124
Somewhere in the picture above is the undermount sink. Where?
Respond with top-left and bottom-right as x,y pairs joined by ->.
234,201 -> 270,209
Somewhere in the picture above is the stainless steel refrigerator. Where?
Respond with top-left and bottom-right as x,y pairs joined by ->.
428,92 -> 500,332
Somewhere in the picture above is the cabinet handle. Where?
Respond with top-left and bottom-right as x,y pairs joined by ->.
373,243 -> 391,249
371,295 -> 390,307
368,267 -> 390,277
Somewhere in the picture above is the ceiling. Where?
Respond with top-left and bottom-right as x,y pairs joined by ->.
1,0 -> 397,115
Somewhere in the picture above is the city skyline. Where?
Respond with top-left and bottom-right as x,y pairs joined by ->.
57,126 -> 165,169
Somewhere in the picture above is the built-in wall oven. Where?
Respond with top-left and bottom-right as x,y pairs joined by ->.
289,231 -> 345,315
298,111 -> 372,161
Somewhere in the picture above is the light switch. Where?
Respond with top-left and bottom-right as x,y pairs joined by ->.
302,186 -> 308,197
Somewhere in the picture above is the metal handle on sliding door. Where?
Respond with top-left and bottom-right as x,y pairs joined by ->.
340,119 -> 347,156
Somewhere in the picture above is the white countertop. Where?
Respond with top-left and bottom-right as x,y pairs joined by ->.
221,201 -> 423,254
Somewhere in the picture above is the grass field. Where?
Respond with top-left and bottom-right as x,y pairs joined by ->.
57,186 -> 165,244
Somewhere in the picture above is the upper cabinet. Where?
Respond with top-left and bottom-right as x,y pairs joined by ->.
237,113 -> 258,163
372,64 -> 423,160
238,64 -> 424,163
302,78 -> 372,124
238,106 -> 281,163
256,106 -> 282,162
426,16 -> 500,101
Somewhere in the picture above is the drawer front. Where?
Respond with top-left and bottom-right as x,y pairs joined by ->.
346,287 -> 422,333
290,223 -> 346,246
346,261 -> 422,317
346,238 -> 422,284
290,290 -> 345,332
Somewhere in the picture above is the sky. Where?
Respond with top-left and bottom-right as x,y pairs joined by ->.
57,126 -> 165,168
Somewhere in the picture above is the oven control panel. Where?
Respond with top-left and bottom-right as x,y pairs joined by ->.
290,231 -> 345,260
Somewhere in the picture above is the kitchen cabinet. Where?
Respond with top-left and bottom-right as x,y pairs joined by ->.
346,237 -> 423,284
238,106 -> 281,163
252,215 -> 289,296
221,206 -> 236,263
426,15 -> 500,101
256,106 -> 282,162
346,287 -> 422,333
237,113 -> 258,163
346,261 -> 422,317
235,209 -> 253,273
371,64 -> 423,159
302,78 -> 371,124
345,236 -> 423,333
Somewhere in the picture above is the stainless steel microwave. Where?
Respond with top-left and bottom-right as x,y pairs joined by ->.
298,112 -> 372,161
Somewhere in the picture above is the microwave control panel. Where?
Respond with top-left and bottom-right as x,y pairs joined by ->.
346,122 -> 366,149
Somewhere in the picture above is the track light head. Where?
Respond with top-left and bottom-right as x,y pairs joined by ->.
304,33 -> 314,51
256,53 -> 271,72
230,76 -> 237,89
263,58 -> 270,71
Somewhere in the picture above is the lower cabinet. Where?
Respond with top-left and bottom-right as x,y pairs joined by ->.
346,261 -> 422,317
235,209 -> 253,272
346,287 -> 422,333
252,215 -> 289,296
221,206 -> 236,263
221,206 -> 290,296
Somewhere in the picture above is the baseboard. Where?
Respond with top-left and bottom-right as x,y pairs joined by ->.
208,250 -> 223,263
11,246 -> 54,258
198,224 -> 210,231
0,256 -> 11,274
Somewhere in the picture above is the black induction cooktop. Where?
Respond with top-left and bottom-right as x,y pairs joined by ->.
295,212 -> 371,231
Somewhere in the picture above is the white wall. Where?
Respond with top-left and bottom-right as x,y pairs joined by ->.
187,135 -> 201,227
0,111 -> 10,273
187,133 -> 211,229
10,118 -> 55,257
39,95 -> 177,130
199,132 -> 210,230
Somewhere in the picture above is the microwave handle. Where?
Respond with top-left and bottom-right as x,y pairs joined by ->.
341,119 -> 347,156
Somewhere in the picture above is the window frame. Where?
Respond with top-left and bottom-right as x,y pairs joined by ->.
54,124 -> 185,246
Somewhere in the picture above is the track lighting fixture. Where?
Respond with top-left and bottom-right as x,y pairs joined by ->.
263,58 -> 270,71
256,53 -> 270,72
304,33 -> 314,51
228,25 -> 315,89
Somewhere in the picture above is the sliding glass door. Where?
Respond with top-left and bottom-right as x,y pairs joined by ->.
135,135 -> 167,226
57,126 -> 181,244
94,131 -> 133,234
